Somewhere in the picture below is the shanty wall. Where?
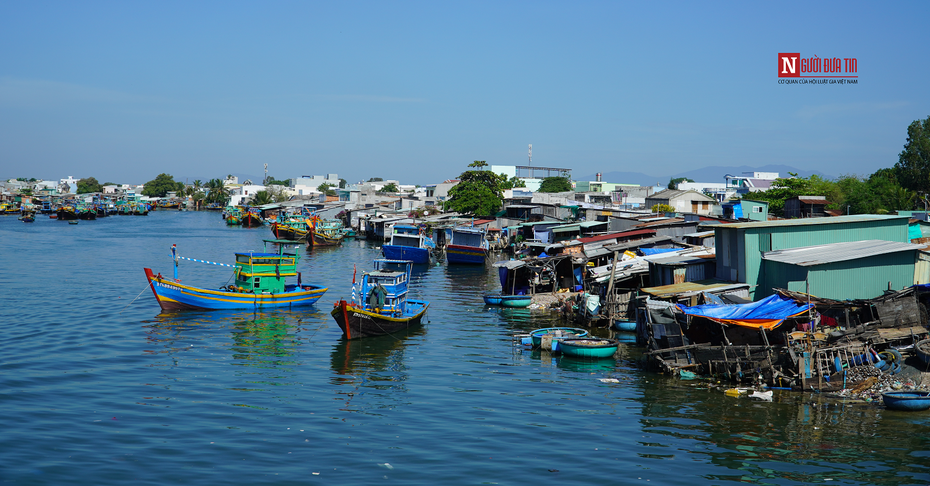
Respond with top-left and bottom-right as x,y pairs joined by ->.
763,251 -> 917,300
716,217 -> 909,299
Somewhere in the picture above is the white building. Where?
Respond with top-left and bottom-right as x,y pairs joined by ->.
229,184 -> 268,206
292,174 -> 341,196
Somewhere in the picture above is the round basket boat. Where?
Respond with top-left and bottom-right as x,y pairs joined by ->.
882,391 -> 930,411
916,339 -> 930,366
613,320 -> 636,332
530,327 -> 589,348
558,338 -> 619,359
482,293 -> 503,305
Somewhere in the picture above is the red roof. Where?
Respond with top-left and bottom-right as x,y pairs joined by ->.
472,219 -> 495,226
577,228 -> 656,244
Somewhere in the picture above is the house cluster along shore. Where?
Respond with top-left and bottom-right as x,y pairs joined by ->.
5,169 -> 930,410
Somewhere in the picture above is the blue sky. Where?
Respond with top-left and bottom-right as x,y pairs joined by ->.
1,1 -> 927,186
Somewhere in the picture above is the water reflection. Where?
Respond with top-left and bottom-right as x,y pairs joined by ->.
329,328 -> 425,414
635,377 -> 930,484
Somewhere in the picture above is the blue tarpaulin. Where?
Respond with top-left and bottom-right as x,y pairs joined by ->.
677,294 -> 813,330
640,247 -> 678,256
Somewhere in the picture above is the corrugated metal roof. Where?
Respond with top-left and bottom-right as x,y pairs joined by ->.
762,239 -> 923,266
551,224 -> 581,233
681,231 -> 715,238
718,214 -> 907,230
797,196 -> 829,204
579,221 -> 608,228
578,228 -> 656,244
604,235 -> 678,252
640,280 -> 750,297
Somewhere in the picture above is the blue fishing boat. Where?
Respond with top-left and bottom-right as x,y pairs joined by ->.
332,259 -> 430,339
882,391 -> 930,411
558,338 -> 619,359
144,240 -> 327,310
446,226 -> 489,264
382,224 -> 435,264
482,293 -> 503,305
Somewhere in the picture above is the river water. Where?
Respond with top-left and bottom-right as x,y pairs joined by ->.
1,211 -> 929,485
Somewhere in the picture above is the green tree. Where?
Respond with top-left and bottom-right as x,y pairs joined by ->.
204,178 -> 230,205
368,177 -> 383,182
750,173 -> 840,217
500,175 -> 526,190
142,173 -> 183,198
445,161 -> 508,216
264,176 -> 290,186
250,190 -> 274,206
77,177 -> 103,194
537,176 -> 573,193
893,115 -> 930,194
339,178 -> 347,189
668,177 -> 694,190
652,203 -> 675,214
381,182 -> 399,193
317,183 -> 337,196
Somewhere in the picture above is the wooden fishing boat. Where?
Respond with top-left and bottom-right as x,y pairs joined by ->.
530,327 -> 590,348
241,209 -> 264,227
19,211 -> 36,223
331,259 -> 430,339
558,338 -> 620,359
882,391 -> 930,411
446,226 -> 489,264
144,240 -> 327,311
57,206 -> 78,220
270,215 -> 311,241
382,224 -> 435,264
310,217 -> 345,246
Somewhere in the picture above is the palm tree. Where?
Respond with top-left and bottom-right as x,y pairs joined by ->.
250,190 -> 273,206
205,178 -> 230,206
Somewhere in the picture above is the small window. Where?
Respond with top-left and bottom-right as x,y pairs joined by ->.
753,206 -> 762,213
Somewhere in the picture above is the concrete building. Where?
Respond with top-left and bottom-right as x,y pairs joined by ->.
721,199 -> 769,221
645,189 -> 717,215
291,174 -> 340,196
489,164 -> 571,192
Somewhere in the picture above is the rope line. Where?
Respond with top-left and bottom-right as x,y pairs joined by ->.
177,256 -> 235,267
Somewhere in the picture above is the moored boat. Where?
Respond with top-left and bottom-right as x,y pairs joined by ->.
270,214 -> 311,241
143,240 -> 328,310
331,259 -> 430,339
558,338 -> 620,359
241,208 -> 264,227
916,339 -> 930,366
382,224 -> 435,264
309,217 -> 345,246
530,327 -> 590,349
483,292 -> 532,307
446,226 -> 489,264
882,391 -> 930,411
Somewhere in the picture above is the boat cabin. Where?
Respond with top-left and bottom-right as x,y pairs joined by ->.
389,224 -> 426,248
360,259 -> 413,313
232,240 -> 301,293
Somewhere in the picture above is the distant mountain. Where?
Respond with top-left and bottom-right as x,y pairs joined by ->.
578,165 -> 834,187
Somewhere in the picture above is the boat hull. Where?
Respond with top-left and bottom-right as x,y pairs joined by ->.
144,268 -> 327,310
332,299 -> 429,339
882,391 -> 930,411
311,231 -> 344,246
558,338 -> 620,359
446,244 -> 487,264
530,327 -> 590,347
271,222 -> 309,241
614,321 -> 637,332
241,213 -> 264,227
483,293 -> 503,305
916,339 -> 930,365
500,295 -> 532,308
382,245 -> 430,264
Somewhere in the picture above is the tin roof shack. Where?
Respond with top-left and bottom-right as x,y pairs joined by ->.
681,230 -> 716,247
762,240 -> 924,300
784,196 -> 830,218
646,189 -> 717,215
648,253 -> 717,287
721,199 -> 769,221
714,215 -> 910,299
492,255 -> 576,297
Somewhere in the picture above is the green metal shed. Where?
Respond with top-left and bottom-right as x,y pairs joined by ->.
714,215 -> 910,298
761,240 -> 922,300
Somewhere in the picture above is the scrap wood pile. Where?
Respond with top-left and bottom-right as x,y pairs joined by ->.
640,287 -> 930,389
